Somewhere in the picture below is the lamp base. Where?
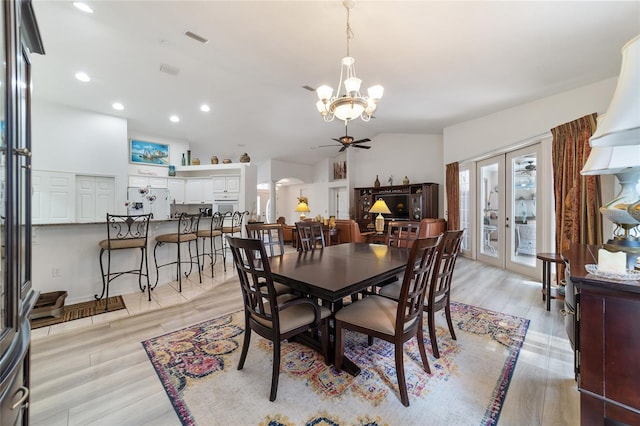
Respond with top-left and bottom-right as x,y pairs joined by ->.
299,213 -> 306,220
375,213 -> 385,234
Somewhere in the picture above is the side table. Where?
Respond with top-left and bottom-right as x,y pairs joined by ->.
536,252 -> 565,311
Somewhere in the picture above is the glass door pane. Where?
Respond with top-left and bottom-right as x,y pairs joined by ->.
477,156 -> 503,268
459,166 -> 472,255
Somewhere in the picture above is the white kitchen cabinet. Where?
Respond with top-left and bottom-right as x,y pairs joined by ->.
213,176 -> 240,193
128,175 -> 167,188
32,170 -> 76,224
168,178 -> 185,204
76,175 -> 115,223
185,178 -> 208,204
203,179 -> 214,203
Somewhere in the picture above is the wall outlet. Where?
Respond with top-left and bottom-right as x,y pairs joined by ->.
52,267 -> 61,278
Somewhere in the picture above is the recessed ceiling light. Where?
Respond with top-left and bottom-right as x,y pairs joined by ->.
170,115 -> 180,123
73,2 -> 94,14
112,102 -> 124,111
74,72 -> 90,82
200,104 -> 210,112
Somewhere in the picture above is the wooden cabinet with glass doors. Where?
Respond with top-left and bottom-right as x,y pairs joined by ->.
0,1 -> 44,425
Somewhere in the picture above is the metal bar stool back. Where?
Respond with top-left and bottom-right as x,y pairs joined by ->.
153,212 -> 202,292
98,213 -> 151,311
197,212 -> 225,273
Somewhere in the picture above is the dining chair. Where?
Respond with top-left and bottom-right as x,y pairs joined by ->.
295,221 -> 325,252
245,222 -> 292,296
197,211 -> 225,273
334,235 -> 442,407
227,236 -> 331,402
379,229 -> 465,358
386,221 -> 423,248
98,213 -> 152,311
153,212 -> 202,292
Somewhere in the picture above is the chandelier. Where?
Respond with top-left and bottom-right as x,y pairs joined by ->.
315,1 -> 383,123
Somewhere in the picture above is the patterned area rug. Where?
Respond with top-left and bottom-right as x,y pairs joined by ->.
142,302 -> 529,425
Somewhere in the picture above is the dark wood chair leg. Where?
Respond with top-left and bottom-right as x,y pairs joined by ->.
394,342 -> 409,407
444,300 -> 456,340
269,339 -> 281,402
428,308 -> 440,358
237,320 -> 251,370
416,324 -> 431,374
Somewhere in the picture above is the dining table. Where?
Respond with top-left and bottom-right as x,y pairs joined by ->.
269,242 -> 411,375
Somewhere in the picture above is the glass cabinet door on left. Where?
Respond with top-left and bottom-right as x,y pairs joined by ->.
0,1 -> 7,342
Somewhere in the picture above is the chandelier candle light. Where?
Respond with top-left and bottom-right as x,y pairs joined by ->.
369,198 -> 391,234
315,1 -> 383,123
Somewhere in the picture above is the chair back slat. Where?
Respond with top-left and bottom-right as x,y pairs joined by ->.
295,221 -> 325,252
177,213 -> 201,237
428,229 -> 465,306
210,211 -> 225,231
246,223 -> 285,257
396,235 -> 441,332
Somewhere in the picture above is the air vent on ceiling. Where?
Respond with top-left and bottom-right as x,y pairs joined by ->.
184,30 -> 209,44
159,63 -> 180,76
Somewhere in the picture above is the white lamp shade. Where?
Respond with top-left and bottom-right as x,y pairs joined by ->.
590,34 -> 640,148
367,84 -> 384,100
316,85 -> 333,101
344,77 -> 362,94
581,145 -> 640,175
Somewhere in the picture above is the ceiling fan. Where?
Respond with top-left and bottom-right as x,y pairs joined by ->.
319,126 -> 372,152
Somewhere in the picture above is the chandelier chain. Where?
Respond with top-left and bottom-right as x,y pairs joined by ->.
345,5 -> 354,57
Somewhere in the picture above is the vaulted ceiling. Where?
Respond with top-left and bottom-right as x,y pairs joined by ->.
31,1 -> 640,165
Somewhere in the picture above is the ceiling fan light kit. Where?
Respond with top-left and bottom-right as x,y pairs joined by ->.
315,0 -> 383,124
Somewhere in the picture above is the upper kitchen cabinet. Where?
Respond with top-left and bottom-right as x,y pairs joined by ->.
213,175 -> 240,193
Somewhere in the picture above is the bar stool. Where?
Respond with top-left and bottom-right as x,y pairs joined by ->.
98,213 -> 151,311
197,212 -> 225,273
153,213 -> 202,292
220,211 -> 249,269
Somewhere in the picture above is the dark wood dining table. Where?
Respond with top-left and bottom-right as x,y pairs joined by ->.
269,242 -> 411,375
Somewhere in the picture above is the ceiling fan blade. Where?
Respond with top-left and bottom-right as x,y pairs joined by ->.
318,144 -> 340,147
331,138 -> 342,143
339,146 -> 346,152
354,144 -> 371,149
353,138 -> 371,144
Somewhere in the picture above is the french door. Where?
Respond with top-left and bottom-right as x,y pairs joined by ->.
475,145 -> 541,277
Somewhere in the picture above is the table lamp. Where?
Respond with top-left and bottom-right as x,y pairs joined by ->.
295,200 -> 310,220
369,198 -> 391,233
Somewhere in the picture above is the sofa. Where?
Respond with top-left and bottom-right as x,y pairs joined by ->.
277,217 -> 295,244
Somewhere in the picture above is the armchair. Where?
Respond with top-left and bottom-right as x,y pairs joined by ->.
333,219 -> 375,243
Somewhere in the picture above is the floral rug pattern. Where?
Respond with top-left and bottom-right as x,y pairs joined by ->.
142,301 -> 529,425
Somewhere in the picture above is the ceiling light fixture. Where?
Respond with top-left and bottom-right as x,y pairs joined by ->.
200,104 -> 210,112
74,72 -> 90,82
169,115 -> 180,123
315,1 -> 383,124
112,102 -> 124,111
73,2 -> 94,14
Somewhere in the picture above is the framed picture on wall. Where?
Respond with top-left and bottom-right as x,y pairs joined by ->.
129,139 -> 170,166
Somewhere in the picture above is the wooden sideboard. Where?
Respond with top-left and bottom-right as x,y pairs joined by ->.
564,244 -> 640,425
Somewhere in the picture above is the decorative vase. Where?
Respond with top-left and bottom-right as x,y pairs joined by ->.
239,153 -> 250,163
403,176 -> 410,185
192,158 -> 200,165
211,156 -> 218,164
374,175 -> 380,188
223,158 -> 232,164
187,150 -> 191,165
329,216 -> 336,229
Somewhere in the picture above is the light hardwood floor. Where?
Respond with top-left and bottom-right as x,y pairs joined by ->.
29,254 -> 579,425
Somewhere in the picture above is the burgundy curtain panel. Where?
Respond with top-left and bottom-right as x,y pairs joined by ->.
445,162 -> 460,230
551,113 -> 602,258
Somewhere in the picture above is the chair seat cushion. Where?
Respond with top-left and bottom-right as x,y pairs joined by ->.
99,238 -> 146,250
155,233 -> 197,243
378,282 -> 401,300
335,295 -> 416,335
255,300 -> 331,334
222,226 -> 242,233
197,230 -> 222,238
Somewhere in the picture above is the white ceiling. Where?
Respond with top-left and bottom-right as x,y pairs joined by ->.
30,1 -> 640,165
